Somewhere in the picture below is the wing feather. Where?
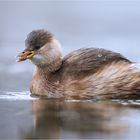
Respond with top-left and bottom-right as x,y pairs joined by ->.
60,48 -> 131,79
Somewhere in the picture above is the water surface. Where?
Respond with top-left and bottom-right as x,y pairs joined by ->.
0,91 -> 140,139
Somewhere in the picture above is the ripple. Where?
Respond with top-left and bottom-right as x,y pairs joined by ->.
112,99 -> 140,106
0,91 -> 38,100
0,91 -> 140,106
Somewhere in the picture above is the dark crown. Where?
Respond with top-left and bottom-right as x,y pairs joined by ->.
25,29 -> 53,50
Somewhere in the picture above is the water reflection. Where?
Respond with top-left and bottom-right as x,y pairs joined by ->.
0,91 -> 140,139
23,99 -> 140,139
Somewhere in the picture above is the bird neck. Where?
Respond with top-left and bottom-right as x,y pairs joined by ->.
40,38 -> 63,73
32,66 -> 64,98
36,57 -> 62,74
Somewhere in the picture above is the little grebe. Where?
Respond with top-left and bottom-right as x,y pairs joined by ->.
17,29 -> 140,99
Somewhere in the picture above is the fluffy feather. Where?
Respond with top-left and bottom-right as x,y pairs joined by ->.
23,29 -> 140,99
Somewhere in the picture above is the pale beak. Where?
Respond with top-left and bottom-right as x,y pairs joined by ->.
16,50 -> 35,62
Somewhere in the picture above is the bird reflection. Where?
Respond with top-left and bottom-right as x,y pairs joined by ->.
24,99 -> 129,139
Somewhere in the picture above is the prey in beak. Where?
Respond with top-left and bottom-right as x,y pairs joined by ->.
16,50 -> 35,62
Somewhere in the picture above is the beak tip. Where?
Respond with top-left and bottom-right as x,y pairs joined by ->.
16,56 -> 24,62
16,58 -> 21,62
16,50 -> 34,63
16,59 -> 20,62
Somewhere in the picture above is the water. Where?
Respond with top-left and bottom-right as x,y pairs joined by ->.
1,0 -> 140,139
0,91 -> 140,139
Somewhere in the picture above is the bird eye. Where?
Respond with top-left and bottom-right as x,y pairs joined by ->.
34,46 -> 41,50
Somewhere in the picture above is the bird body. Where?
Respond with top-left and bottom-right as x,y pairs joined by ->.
17,29 -> 140,99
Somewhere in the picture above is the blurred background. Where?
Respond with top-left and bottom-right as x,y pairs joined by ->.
0,0 -> 140,91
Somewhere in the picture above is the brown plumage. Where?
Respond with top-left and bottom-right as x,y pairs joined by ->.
17,29 -> 140,100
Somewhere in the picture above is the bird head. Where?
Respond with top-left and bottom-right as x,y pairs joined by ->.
17,29 -> 62,70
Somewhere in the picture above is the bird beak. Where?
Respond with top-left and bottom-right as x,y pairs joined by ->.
16,50 -> 35,62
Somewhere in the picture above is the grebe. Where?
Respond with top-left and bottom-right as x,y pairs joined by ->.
17,29 -> 140,99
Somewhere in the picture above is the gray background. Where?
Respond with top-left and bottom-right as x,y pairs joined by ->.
0,0 -> 140,91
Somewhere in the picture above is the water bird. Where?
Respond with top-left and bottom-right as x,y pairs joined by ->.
17,29 -> 140,99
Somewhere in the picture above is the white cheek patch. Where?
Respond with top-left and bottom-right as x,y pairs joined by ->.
29,39 -> 62,66
31,54 -> 47,65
